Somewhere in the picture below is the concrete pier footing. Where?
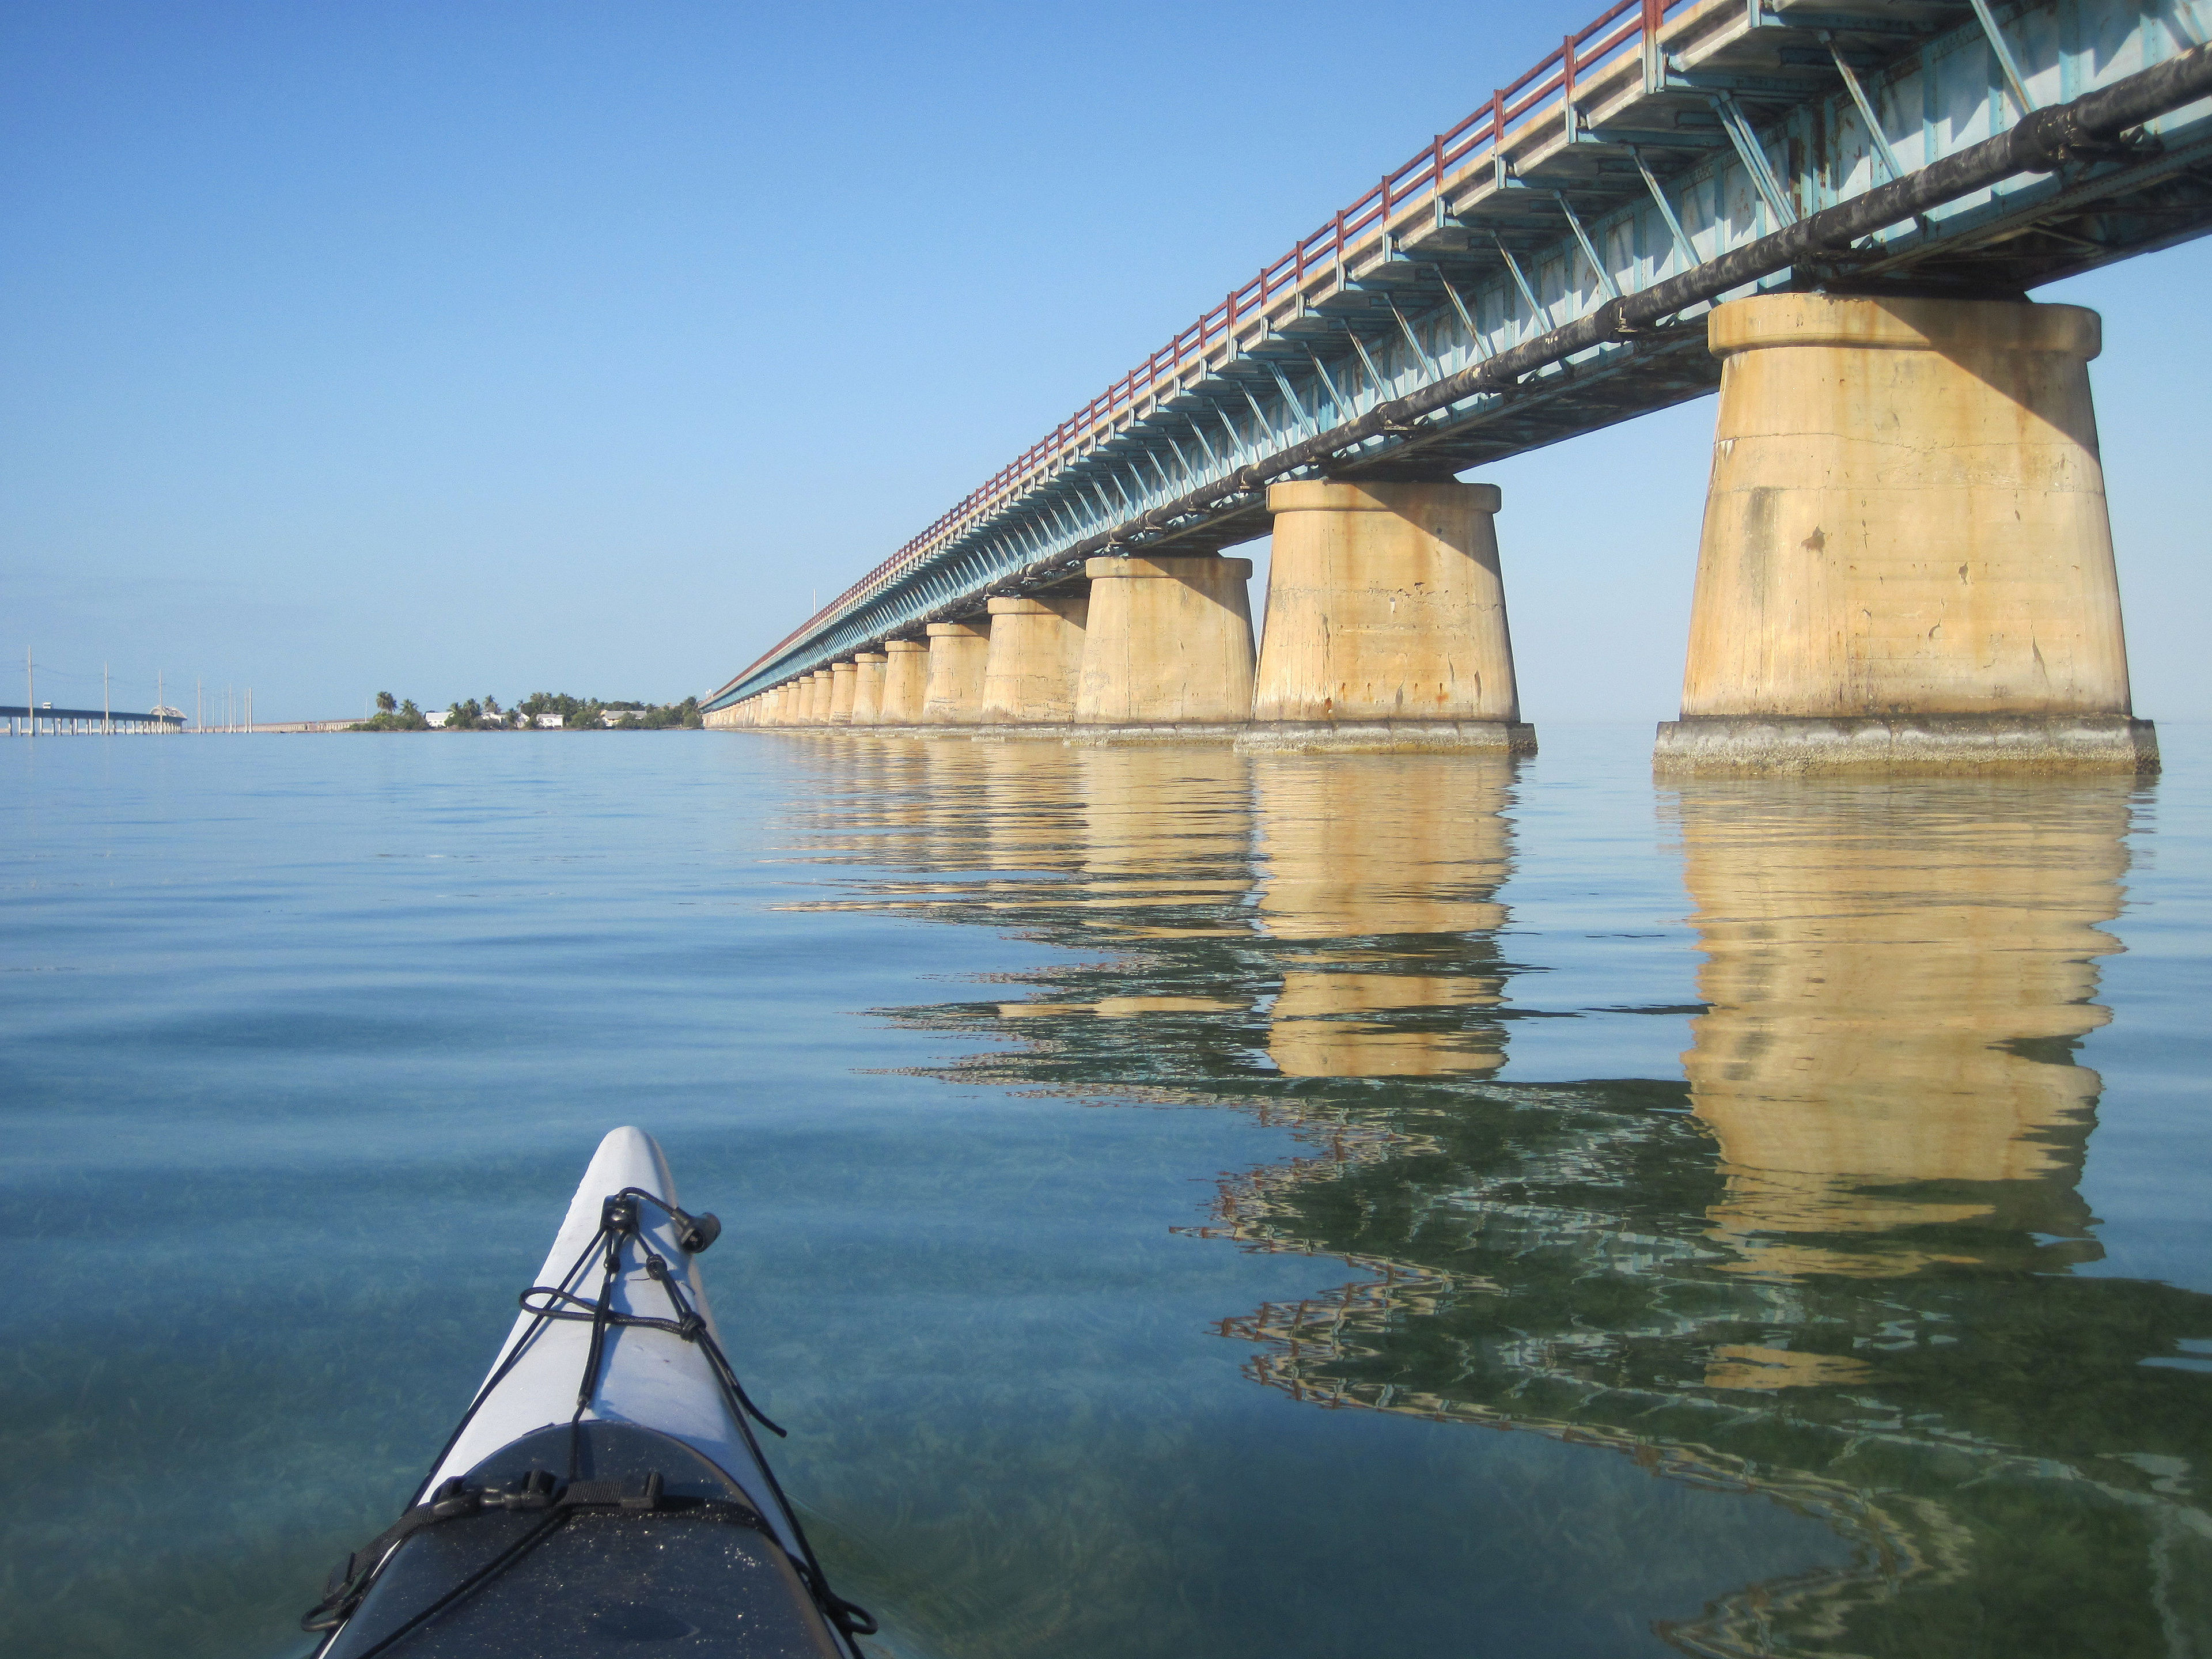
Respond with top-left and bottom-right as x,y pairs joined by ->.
1653,714 -> 2158,775
982,594 -> 1088,724
1656,293 -> 2155,775
852,653 -> 887,724
880,639 -> 930,724
1252,480 -> 1531,752
828,661 -> 857,725
1238,719 -> 1535,754
923,622 -> 992,724
1076,555 -> 1256,730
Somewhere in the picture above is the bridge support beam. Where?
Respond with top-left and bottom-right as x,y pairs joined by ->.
1656,293 -> 2156,775
1075,555 -> 1256,734
880,639 -> 930,724
982,593 -> 1088,724
923,621 -> 993,724
852,652 -> 888,725
1247,480 -> 1534,753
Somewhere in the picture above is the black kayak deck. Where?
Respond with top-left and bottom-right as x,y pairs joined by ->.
317,1422 -> 844,1658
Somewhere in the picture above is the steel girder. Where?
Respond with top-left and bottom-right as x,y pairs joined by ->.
707,0 -> 2212,711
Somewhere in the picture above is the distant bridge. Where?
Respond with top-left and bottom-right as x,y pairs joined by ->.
704,0 -> 2212,722
5,704 -> 185,735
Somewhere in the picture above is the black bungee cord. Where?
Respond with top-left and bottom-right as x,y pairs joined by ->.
304,1187 -> 874,1655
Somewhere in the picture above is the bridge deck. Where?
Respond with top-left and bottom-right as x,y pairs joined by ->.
709,0 -> 2212,710
3,705 -> 184,725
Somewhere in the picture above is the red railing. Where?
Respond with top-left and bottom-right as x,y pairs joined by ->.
740,0 -> 1691,690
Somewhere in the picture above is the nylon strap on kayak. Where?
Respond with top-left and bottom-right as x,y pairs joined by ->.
304,1186 -> 877,1654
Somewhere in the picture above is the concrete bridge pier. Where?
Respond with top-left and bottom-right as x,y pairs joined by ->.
1074,554 -> 1256,738
981,593 -> 1088,726
880,638 -> 930,724
805,671 -> 830,724
1247,480 -> 1533,753
1655,293 -> 2157,775
853,652 -> 888,725
828,661 -> 858,725
923,620 -> 993,724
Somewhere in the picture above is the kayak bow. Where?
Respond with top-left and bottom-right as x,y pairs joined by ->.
304,1127 -> 873,1658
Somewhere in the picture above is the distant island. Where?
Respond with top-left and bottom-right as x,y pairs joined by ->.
349,691 -> 703,732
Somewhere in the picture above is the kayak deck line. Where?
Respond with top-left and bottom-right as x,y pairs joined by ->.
304,1127 -> 876,1659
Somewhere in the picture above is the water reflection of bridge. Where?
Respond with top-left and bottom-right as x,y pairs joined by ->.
767,737 -> 2210,1657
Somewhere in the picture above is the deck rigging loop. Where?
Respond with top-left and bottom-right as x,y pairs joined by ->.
558,1187 -> 781,1438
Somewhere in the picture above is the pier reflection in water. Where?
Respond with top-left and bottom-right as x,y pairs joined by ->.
770,737 -> 2210,1658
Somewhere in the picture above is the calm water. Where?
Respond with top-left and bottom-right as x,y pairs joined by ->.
3,725 -> 2207,1659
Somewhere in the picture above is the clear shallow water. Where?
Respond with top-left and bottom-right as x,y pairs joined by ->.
2,725 -> 2207,1658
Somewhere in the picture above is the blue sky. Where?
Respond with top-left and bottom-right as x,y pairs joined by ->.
4,0 -> 2206,722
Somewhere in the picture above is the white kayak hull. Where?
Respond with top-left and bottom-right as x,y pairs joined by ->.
419,1128 -> 806,1554
306,1127 -> 864,1657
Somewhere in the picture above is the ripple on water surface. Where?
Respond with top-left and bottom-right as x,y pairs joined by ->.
2,725 -> 2207,1658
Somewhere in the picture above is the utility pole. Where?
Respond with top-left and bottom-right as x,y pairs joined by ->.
104,663 -> 111,734
245,688 -> 252,730
26,648 -> 33,738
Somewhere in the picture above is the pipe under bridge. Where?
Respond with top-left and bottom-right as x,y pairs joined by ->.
706,0 -> 2212,774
